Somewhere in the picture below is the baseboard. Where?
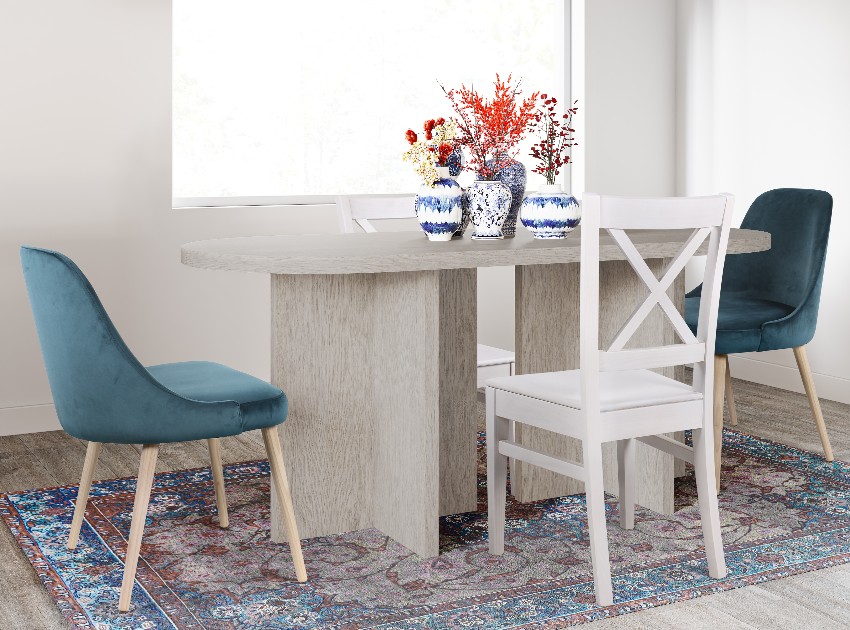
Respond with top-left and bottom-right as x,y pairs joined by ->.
728,355 -> 850,405
0,404 -> 61,436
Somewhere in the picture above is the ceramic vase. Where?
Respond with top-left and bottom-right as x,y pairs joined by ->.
415,167 -> 463,241
519,184 -> 581,239
468,180 -> 512,240
486,156 -> 527,238
446,147 -> 465,178
453,189 -> 472,238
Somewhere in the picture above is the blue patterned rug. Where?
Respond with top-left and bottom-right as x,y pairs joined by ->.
3,429 -> 850,629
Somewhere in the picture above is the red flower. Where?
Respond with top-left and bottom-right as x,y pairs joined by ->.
436,117 -> 445,126
406,129 -> 418,144
437,142 -> 453,165
424,119 -> 437,140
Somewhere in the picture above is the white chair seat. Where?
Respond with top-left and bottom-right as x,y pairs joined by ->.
487,368 -> 702,412
477,344 -> 515,367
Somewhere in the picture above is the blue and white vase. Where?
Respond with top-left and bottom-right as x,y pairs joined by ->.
486,156 -> 527,238
520,184 -> 581,239
454,188 -> 472,238
416,167 -> 463,241
446,147 -> 465,178
468,180 -> 512,240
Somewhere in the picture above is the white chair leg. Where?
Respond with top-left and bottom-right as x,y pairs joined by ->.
261,427 -> 308,583
583,440 -> 613,606
207,438 -> 229,528
793,345 -> 834,461
119,444 -> 159,613
68,441 -> 101,549
616,439 -> 635,530
724,360 -> 738,426
713,355 -> 727,493
486,386 -> 509,556
692,427 -> 727,579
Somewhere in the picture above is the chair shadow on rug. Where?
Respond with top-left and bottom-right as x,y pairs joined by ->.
20,246 -> 307,613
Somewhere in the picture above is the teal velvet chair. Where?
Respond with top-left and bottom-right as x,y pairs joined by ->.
685,188 -> 834,488
20,246 -> 307,613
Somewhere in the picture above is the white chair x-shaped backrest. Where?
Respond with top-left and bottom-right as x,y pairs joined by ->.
578,193 -> 735,414
335,195 -> 418,234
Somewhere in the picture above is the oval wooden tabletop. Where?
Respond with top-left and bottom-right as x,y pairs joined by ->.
181,228 -> 770,275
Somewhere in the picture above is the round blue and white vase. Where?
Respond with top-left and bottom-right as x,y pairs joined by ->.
453,188 -> 472,238
468,180 -> 512,240
520,184 -> 581,239
416,167 -> 462,241
485,156 -> 527,238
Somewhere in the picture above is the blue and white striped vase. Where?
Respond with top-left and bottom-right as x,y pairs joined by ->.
416,167 -> 463,241
519,184 -> 581,239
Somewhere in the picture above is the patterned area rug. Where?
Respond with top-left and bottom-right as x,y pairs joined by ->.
3,429 -> 850,629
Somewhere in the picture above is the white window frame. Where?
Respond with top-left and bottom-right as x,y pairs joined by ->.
172,3 -> 573,210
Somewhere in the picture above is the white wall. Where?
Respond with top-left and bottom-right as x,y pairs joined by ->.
0,1 -> 343,435
581,0 -> 678,197
0,0 -> 681,435
678,0 -> 850,403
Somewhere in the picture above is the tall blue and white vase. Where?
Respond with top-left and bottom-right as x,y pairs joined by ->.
520,184 -> 581,239
468,180 -> 512,240
487,156 -> 527,238
416,167 -> 463,241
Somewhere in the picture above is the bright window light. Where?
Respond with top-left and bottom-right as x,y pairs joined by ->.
173,1 -> 564,204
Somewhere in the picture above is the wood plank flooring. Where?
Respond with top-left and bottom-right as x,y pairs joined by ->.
0,376 -> 847,628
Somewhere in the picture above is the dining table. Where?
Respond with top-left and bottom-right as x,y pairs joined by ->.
181,225 -> 770,559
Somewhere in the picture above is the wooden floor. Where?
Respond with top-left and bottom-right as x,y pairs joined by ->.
0,376 -> 848,628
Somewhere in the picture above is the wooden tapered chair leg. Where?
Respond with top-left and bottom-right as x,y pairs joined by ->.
724,360 -> 738,426
118,444 -> 159,613
68,441 -> 102,549
793,345 -> 834,461
261,427 -> 307,582
207,438 -> 229,528
713,355 -> 727,493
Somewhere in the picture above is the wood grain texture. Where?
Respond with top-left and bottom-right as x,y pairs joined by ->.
119,444 -> 159,613
261,427 -> 307,582
793,345 -> 835,461
269,269 -> 477,557
207,438 -> 228,528
67,441 -> 101,549
181,228 -> 769,276
512,258 -> 682,514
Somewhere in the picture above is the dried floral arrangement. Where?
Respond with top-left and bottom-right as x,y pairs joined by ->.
402,118 -> 458,186
529,96 -> 578,185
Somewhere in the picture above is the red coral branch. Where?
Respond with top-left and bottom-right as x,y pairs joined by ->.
441,74 -> 539,180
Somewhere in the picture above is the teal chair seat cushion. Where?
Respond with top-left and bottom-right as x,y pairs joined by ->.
685,294 -> 795,355
147,361 -> 287,433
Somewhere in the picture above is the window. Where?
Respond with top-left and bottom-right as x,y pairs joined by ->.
173,1 -> 566,206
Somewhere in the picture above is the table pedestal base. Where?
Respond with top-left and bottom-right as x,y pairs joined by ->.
269,269 -> 477,558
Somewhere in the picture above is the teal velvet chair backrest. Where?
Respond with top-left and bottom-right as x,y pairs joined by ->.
720,188 -> 832,349
20,246 -> 241,443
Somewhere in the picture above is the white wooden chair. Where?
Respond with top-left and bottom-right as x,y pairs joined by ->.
485,193 -> 734,606
335,195 -> 515,383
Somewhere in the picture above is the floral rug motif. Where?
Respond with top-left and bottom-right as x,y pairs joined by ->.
3,429 -> 850,629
